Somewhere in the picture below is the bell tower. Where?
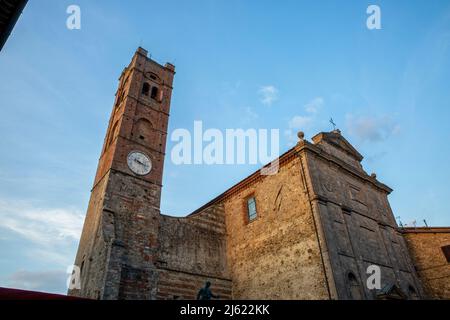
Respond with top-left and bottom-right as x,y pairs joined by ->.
69,48 -> 175,299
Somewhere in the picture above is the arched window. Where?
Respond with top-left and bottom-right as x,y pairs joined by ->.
442,245 -> 450,262
347,272 -> 363,300
133,118 -> 156,143
151,86 -> 159,100
408,285 -> 419,300
80,259 -> 85,275
142,82 -> 150,96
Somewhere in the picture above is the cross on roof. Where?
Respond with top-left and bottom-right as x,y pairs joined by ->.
330,118 -> 337,130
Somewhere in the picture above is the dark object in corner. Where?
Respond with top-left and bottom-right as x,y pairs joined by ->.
0,0 -> 28,51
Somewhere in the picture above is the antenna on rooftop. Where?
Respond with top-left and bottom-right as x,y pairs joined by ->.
404,220 -> 417,228
396,216 -> 404,228
423,219 -> 428,228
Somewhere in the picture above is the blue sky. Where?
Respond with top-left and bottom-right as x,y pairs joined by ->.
0,0 -> 449,294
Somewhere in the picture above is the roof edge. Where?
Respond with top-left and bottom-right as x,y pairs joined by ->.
400,227 -> 450,234
188,140 -> 392,217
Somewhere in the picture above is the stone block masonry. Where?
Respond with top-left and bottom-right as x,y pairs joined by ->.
70,48 -> 447,300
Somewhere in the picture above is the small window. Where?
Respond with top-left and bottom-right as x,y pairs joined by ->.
347,272 -> 363,300
151,86 -> 159,100
247,196 -> 257,221
408,285 -> 419,300
442,245 -> 450,263
142,83 -> 150,96
80,259 -> 85,275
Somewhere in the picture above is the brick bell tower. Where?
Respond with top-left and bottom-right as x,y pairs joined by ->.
69,48 -> 175,299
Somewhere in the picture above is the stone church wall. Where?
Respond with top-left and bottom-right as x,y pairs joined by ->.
304,145 -> 424,299
222,155 -> 330,299
70,49 -> 445,301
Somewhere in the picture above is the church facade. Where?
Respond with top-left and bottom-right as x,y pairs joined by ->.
69,48 -> 450,300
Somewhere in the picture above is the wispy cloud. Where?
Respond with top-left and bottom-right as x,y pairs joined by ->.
284,97 -> 325,145
0,199 -> 83,293
284,116 -> 312,145
244,106 -> 259,120
219,81 -> 242,98
258,85 -> 279,106
346,114 -> 400,143
288,115 -> 312,129
365,151 -> 389,164
305,97 -> 324,114
0,199 -> 84,246
6,269 -> 67,293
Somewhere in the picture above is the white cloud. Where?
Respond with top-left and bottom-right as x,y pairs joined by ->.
304,97 -> 324,114
365,151 -> 388,164
0,199 -> 84,246
346,114 -> 400,143
245,106 -> 259,120
26,248 -> 74,267
283,97 -> 325,146
221,80 -> 242,97
258,85 -> 279,106
285,116 -> 313,145
288,115 -> 312,129
239,106 -> 260,125
6,269 -> 67,293
0,199 -> 83,293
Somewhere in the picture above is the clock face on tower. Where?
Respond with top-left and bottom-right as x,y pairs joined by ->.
127,151 -> 152,176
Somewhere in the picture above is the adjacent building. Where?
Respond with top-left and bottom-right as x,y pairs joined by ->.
402,227 -> 450,299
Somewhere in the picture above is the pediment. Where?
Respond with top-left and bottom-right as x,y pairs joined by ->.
312,130 -> 363,162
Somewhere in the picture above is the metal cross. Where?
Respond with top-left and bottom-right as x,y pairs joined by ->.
330,118 -> 337,130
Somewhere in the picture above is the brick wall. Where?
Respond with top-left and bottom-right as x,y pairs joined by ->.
157,269 -> 231,300
156,204 -> 231,299
222,155 -> 330,299
402,229 -> 450,299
